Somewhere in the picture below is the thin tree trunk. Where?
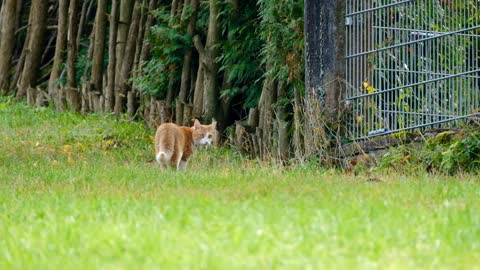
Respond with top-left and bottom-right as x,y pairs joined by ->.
76,0 -> 90,47
293,84 -> 303,162
0,1 -> 4,44
133,0 -> 146,77
0,0 -> 5,27
166,0 -> 181,122
129,0 -> 148,116
10,31 -> 27,94
192,52 -> 204,118
12,0 -> 22,49
48,0 -> 68,111
178,0 -> 199,126
17,0 -> 48,104
91,0 -> 107,102
114,0 -> 140,115
82,25 -> 95,113
105,0 -> 119,112
276,81 -> 289,160
66,0 -> 81,111
0,0 -> 17,93
139,0 -> 156,65
114,0 -> 134,83
257,60 -> 277,157
219,0 -> 239,129
199,0 -> 220,122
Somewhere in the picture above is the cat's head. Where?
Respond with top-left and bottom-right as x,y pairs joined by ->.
191,119 -> 218,146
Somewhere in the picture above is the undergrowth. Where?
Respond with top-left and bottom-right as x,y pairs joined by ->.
376,129 -> 480,175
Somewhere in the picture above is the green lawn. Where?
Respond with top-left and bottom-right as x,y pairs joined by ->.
1,98 -> 479,269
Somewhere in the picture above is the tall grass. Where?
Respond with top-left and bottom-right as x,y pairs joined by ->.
1,97 -> 479,269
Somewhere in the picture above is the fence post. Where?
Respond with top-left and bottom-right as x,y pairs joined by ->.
304,0 -> 345,123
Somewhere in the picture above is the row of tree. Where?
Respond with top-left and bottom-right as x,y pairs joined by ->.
0,0 -> 344,162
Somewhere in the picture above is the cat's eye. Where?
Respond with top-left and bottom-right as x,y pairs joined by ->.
208,134 -> 212,139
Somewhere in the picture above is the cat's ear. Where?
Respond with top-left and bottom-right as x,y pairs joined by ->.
193,119 -> 201,130
211,118 -> 217,129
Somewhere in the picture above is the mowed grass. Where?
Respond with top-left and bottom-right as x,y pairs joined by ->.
1,98 -> 480,270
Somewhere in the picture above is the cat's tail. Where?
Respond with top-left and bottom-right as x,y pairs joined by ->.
155,151 -> 172,163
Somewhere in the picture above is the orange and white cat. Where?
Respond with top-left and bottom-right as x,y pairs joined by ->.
154,119 -> 217,171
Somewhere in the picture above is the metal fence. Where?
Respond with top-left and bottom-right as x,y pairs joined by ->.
345,0 -> 480,140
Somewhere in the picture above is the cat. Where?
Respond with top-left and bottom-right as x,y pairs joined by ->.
154,119 -> 217,171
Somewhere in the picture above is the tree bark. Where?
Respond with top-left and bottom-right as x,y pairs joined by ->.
114,0 -> 141,115
66,0 -> 81,111
91,0 -> 107,97
114,0 -> 134,83
10,28 -> 27,95
194,0 -> 220,123
166,0 -> 181,122
139,0 -> 156,65
219,0 -> 239,129
276,81 -> 289,160
76,0 -> 91,48
105,0 -> 119,112
16,0 -> 48,104
133,0 -> 147,79
192,62 -> 204,117
48,0 -> 68,111
258,60 -> 277,157
178,0 -> 199,126
0,0 -> 17,93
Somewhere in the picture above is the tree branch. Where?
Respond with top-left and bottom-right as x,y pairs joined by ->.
193,35 -> 209,69
193,35 -> 205,56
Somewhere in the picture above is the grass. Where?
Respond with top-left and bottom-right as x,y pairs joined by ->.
1,97 -> 480,269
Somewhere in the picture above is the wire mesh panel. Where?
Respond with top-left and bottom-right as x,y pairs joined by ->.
345,0 -> 480,140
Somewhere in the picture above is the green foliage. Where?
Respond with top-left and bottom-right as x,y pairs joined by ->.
377,129 -> 480,175
135,6 -> 192,97
218,0 -> 264,109
257,0 -> 304,119
258,0 -> 304,86
424,130 -> 480,174
376,144 -> 422,173
75,43 -> 92,83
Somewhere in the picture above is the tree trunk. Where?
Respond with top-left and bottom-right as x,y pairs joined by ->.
10,29 -> 27,95
0,0 -> 17,93
258,61 -> 277,157
178,0 -> 199,126
105,0 -> 119,112
114,0 -> 141,115
219,0 -> 238,129
293,84 -> 303,162
91,0 -> 107,104
193,0 -> 220,123
139,0 -> 156,65
166,0 -> 181,123
276,81 -> 289,160
0,1 -> 4,43
132,0 -> 146,79
16,0 -> 47,104
114,0 -> 134,83
76,0 -> 90,48
192,63 -> 204,118
66,0 -> 81,111
48,0 -> 68,111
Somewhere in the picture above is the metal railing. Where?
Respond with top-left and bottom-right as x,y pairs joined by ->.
345,0 -> 480,140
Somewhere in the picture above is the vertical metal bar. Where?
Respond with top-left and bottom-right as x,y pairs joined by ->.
475,0 -> 477,115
